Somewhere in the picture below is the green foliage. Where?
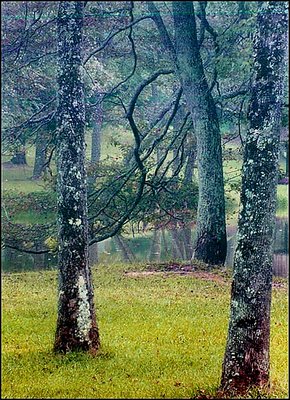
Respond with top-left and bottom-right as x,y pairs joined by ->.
1,265 -> 288,399
88,159 -> 199,236
2,190 -> 57,217
1,190 -> 57,250
276,185 -> 289,218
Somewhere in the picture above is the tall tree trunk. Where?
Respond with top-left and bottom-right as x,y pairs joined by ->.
179,130 -> 196,261
32,131 -> 47,179
220,2 -> 287,395
54,1 -> 100,354
285,140 -> 289,176
172,1 -> 227,265
161,228 -> 169,256
88,91 -> 103,264
91,91 -> 103,164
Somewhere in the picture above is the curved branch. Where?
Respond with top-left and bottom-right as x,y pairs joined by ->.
83,15 -> 151,65
3,243 -> 50,254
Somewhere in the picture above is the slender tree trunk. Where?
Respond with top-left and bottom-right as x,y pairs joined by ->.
91,91 -> 103,164
179,130 -> 196,261
285,141 -> 289,176
11,138 -> 27,165
183,131 -> 197,184
220,2 -> 287,395
32,131 -> 47,179
89,242 -> 99,266
149,227 -> 162,262
180,225 -> 193,260
114,234 -> 136,263
161,228 -> 169,256
54,1 -> 100,354
171,225 -> 185,260
88,91 -> 103,264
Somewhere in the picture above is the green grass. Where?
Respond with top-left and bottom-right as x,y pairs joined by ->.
277,185 -> 289,218
1,164 -> 47,193
1,264 -> 288,399
11,210 -> 55,225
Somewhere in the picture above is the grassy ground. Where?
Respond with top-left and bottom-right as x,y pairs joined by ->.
1,264 -> 288,399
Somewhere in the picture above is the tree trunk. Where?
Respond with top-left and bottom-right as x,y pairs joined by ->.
285,141 -> 289,176
149,227 -> 162,262
91,91 -> 103,164
180,224 -> 193,260
32,131 -> 47,179
11,147 -> 27,165
171,226 -> 185,260
183,131 -> 197,184
88,91 -> 103,261
161,228 -> 169,256
89,242 -> 99,267
220,2 -> 287,395
172,1 -> 227,265
114,234 -> 136,263
54,1 -> 100,354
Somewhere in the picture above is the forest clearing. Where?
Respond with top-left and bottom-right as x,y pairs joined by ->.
2,264 -> 288,399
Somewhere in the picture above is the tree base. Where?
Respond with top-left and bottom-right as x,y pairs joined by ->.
54,326 -> 100,355
11,152 -> 27,165
217,381 -> 270,399
194,234 -> 227,266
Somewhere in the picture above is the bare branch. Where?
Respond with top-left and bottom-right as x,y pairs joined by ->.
83,15 -> 151,65
3,243 -> 50,254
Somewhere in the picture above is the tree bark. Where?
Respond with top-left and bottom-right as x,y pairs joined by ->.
88,91 -> 103,264
11,144 -> 27,165
285,141 -> 289,176
114,234 -> 136,263
91,91 -> 103,164
171,225 -> 185,260
89,241 -> 99,266
172,2 -> 227,265
54,1 -> 100,354
220,2 -> 287,395
183,130 -> 197,185
32,131 -> 47,179
180,225 -> 193,260
149,227 -> 162,262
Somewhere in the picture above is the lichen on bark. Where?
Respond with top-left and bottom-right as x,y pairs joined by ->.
54,1 -> 100,355
220,1 -> 287,396
172,1 -> 227,265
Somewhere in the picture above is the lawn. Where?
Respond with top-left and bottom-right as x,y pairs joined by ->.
1,264 -> 288,399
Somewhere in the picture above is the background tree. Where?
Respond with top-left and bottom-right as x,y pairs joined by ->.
220,1 -> 287,395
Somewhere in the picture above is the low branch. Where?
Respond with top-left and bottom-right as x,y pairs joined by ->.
3,243 -> 50,254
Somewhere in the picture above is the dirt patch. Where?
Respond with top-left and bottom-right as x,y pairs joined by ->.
124,268 -> 229,284
2,162 -> 18,168
124,265 -> 288,289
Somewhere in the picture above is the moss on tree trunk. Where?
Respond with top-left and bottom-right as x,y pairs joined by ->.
172,1 -> 227,265
220,2 -> 287,395
54,1 -> 100,355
